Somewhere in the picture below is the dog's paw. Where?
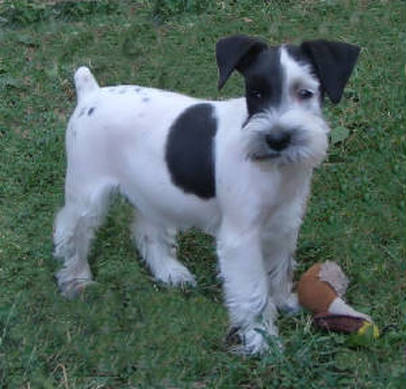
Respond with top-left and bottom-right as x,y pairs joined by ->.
231,327 -> 282,356
226,324 -> 281,356
55,267 -> 95,299
57,277 -> 96,299
153,259 -> 197,287
278,292 -> 302,315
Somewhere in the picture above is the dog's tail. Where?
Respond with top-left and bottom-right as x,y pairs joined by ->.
74,66 -> 99,103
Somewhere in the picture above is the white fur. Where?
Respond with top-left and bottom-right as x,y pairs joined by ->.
54,49 -> 329,355
329,298 -> 372,322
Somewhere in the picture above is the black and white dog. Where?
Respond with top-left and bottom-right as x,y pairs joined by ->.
53,35 -> 360,354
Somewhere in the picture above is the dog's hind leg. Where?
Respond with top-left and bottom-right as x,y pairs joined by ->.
131,211 -> 196,287
53,180 -> 115,298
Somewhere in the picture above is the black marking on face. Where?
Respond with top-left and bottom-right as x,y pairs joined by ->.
243,47 -> 283,117
285,45 -> 313,67
285,44 -> 322,98
88,107 -> 95,116
166,103 -> 217,199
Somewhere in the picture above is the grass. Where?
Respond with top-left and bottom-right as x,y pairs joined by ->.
0,0 -> 405,387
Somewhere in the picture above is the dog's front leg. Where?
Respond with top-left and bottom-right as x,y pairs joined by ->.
262,199 -> 307,314
262,228 -> 299,314
217,220 -> 278,355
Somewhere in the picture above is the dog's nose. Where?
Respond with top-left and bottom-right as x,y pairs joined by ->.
265,132 -> 291,151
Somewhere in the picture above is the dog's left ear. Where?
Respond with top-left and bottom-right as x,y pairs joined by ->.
216,35 -> 268,90
301,40 -> 360,103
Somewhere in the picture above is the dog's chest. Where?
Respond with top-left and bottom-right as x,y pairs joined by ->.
249,162 -> 311,215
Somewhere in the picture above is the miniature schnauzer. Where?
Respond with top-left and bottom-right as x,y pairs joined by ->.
53,35 -> 360,354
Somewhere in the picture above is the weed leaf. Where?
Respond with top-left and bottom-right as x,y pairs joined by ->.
330,126 -> 350,145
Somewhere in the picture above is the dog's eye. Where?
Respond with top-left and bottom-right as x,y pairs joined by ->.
297,89 -> 314,100
249,90 -> 263,100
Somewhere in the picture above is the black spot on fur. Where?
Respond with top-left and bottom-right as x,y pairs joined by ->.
166,103 -> 217,199
88,107 -> 95,116
134,87 -> 141,93
142,97 -> 150,103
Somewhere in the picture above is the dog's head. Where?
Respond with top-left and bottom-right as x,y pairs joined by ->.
216,35 -> 360,166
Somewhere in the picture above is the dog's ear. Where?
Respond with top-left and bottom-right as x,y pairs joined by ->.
300,40 -> 360,104
216,35 -> 268,90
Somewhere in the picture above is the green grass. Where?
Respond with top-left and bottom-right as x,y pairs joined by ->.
1,0 -> 405,387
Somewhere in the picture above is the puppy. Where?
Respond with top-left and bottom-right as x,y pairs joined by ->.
54,35 -> 360,354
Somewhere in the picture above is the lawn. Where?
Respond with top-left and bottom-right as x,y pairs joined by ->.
0,0 -> 405,387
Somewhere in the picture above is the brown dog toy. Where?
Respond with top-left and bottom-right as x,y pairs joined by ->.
297,261 -> 378,335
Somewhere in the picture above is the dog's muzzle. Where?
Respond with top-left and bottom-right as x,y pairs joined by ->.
251,127 -> 295,161
265,131 -> 291,152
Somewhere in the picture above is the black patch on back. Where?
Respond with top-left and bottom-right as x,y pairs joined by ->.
88,107 -> 95,116
166,103 -> 217,199
243,47 -> 283,117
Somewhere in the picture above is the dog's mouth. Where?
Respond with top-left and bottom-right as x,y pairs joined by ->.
248,138 -> 326,167
251,151 -> 281,161
247,138 -> 307,165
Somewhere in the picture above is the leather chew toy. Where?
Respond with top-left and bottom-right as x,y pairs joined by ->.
297,261 -> 379,337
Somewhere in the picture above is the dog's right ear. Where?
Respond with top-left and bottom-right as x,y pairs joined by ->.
300,40 -> 360,104
216,35 -> 268,90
